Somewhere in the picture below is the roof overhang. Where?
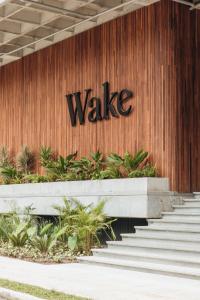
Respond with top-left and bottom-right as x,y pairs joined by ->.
0,0 -> 199,67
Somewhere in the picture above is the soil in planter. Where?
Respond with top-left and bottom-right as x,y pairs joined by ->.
0,242 -> 77,265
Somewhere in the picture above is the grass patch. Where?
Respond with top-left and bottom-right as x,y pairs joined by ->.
0,278 -> 89,300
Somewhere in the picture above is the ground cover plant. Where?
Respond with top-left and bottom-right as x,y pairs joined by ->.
0,278 -> 89,300
0,146 -> 157,184
0,198 -> 115,263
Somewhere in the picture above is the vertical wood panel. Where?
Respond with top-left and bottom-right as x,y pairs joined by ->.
0,0 -> 199,192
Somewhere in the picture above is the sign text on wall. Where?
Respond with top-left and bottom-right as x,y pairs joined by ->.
65,81 -> 133,127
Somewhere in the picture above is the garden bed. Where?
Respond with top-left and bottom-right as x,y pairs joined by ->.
0,242 -> 77,264
0,198 -> 113,264
0,147 -> 173,218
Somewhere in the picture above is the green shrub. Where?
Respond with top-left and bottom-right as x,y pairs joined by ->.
0,146 -> 158,183
0,165 -> 22,184
99,165 -> 121,179
128,163 -> 157,178
123,150 -> 148,172
0,215 -> 14,241
101,150 -> 155,179
22,174 -> 51,183
8,222 -> 32,247
40,146 -> 54,168
40,146 -> 77,178
0,146 -> 11,168
30,222 -> 69,254
55,198 -> 116,254
0,147 -> 23,184
0,198 -> 116,259
16,146 -> 35,174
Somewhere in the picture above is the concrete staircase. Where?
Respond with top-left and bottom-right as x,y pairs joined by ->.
79,192 -> 200,280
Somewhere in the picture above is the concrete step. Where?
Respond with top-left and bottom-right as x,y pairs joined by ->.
162,212 -> 200,221
78,256 -> 200,280
79,193 -> 200,280
107,240 -> 200,256
183,198 -> 200,202
122,228 -> 200,241
194,192 -> 200,199
172,205 -> 200,212
135,225 -> 200,233
119,235 -> 200,249
148,219 -> 200,229
183,200 -> 200,206
91,248 -> 200,268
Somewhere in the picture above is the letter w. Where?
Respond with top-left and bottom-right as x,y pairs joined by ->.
66,89 -> 91,127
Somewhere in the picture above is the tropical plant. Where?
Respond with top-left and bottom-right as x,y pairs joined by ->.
55,198 -> 116,253
40,146 -> 77,178
16,146 -> 35,174
99,164 -> 121,179
128,163 -> 157,178
69,157 -> 93,180
0,146 -> 11,168
0,165 -> 21,184
100,150 -> 150,178
40,146 -> 54,168
68,151 -> 104,180
0,147 -> 157,184
30,222 -> 67,253
48,153 -> 77,177
90,151 -> 104,179
0,215 -> 13,241
22,174 -> 51,183
7,222 -> 34,247
1,207 -> 36,246
123,150 -> 148,172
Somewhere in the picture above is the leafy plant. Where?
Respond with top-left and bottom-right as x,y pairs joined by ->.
0,215 -> 13,241
70,157 -> 93,180
40,146 -> 77,179
67,235 -> 78,251
0,165 -> 21,184
16,146 -> 35,174
0,146 -> 11,168
55,198 -> 116,254
99,165 -> 121,179
22,174 -> 51,183
123,150 -> 148,172
128,163 -> 157,178
31,222 -> 67,254
106,153 -> 124,166
0,207 -> 36,246
8,221 -> 35,247
100,150 -> 150,179
40,146 -> 54,168
0,147 -> 157,183
90,151 -> 104,179
68,151 -> 105,180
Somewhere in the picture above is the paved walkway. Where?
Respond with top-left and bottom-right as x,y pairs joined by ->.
0,287 -> 42,300
0,257 -> 200,300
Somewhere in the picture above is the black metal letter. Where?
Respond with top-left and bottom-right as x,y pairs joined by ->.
88,97 -> 102,123
117,89 -> 133,116
102,82 -> 119,120
66,89 -> 91,126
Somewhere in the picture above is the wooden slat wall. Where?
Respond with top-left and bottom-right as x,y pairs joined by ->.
191,9 -> 200,192
0,0 -> 199,192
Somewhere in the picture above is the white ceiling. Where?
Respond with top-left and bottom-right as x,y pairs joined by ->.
0,0 -> 161,66
0,0 -> 198,67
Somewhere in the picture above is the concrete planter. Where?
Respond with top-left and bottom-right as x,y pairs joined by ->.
0,178 -> 173,218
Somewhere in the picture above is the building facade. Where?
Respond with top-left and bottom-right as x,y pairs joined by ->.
0,0 -> 199,192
